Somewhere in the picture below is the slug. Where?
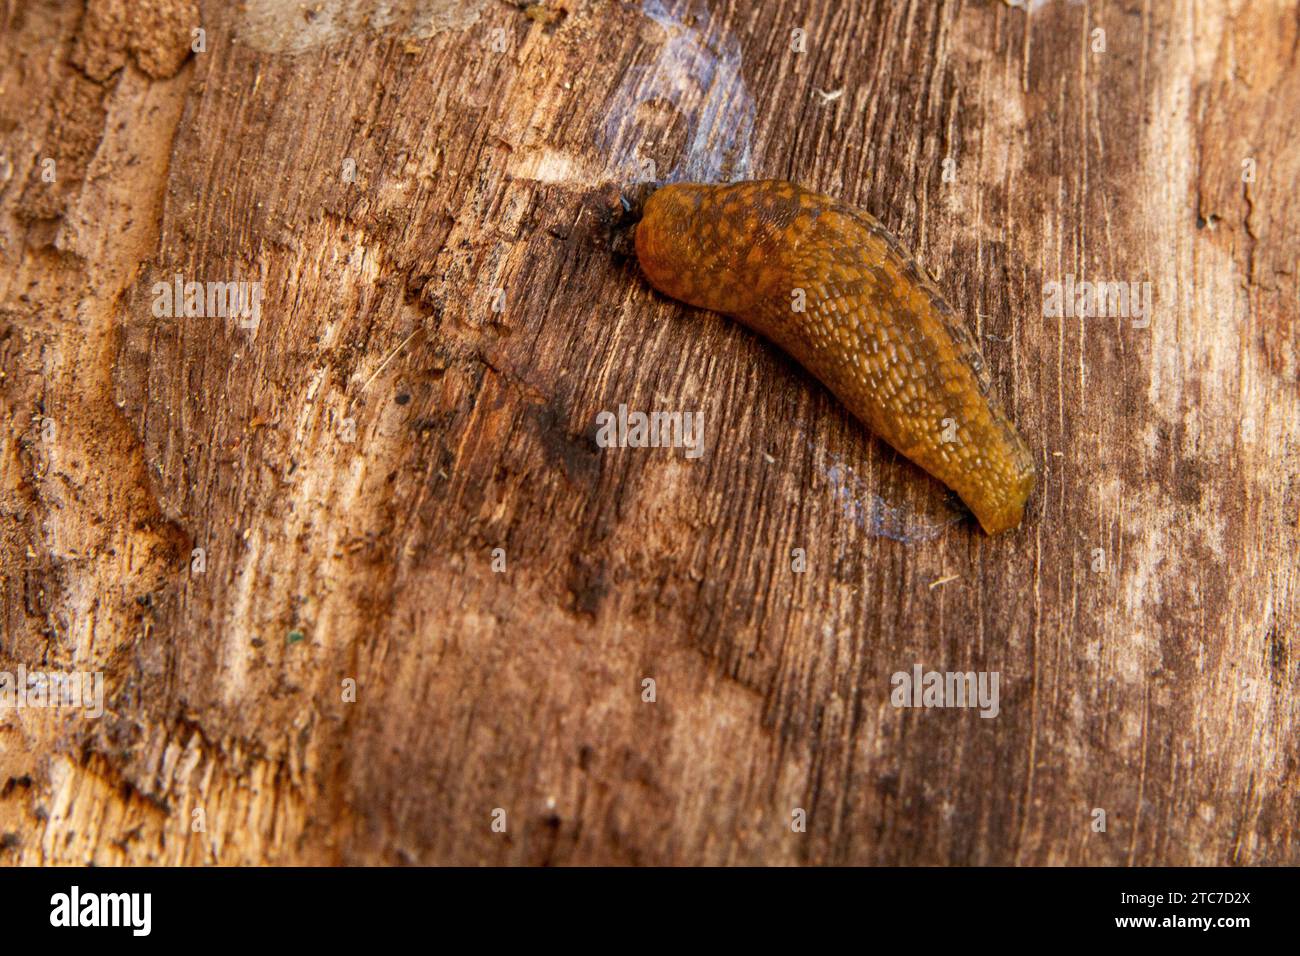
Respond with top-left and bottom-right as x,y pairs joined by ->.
632,180 -> 1035,534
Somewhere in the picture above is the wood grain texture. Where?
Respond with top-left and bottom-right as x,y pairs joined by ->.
0,0 -> 1296,865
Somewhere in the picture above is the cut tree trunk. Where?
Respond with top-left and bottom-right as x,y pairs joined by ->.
0,0 -> 1296,865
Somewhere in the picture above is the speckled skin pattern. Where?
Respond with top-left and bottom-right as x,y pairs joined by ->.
634,180 -> 1036,533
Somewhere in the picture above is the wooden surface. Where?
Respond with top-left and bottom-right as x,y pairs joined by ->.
1,0 -> 1296,865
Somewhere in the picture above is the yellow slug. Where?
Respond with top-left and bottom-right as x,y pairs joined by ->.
633,180 -> 1035,534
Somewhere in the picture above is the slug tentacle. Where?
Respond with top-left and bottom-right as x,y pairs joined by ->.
633,180 -> 1036,534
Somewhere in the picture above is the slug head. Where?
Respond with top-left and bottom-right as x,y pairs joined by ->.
634,181 -> 800,315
